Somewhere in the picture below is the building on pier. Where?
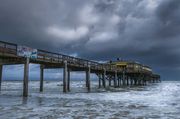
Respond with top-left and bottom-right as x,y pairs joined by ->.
109,60 -> 152,73
108,60 -> 161,84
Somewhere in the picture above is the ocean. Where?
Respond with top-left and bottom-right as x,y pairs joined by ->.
0,81 -> 180,119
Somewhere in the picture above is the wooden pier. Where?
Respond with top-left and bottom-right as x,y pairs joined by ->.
0,41 -> 161,97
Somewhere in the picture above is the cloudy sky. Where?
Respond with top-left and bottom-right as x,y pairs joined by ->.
0,0 -> 180,80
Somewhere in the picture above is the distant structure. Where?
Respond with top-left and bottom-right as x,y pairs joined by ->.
0,41 -> 160,97
108,60 -> 160,86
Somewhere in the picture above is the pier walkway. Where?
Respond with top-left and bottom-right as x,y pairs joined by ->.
0,41 -> 160,97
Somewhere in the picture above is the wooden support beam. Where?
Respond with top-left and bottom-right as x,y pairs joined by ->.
140,80 -> 143,85
0,65 -> 3,91
134,79 -> 137,85
63,60 -> 67,93
98,76 -> 101,88
126,76 -> 129,86
23,58 -> 29,97
40,65 -> 44,92
130,78 -> 133,86
67,69 -> 70,92
109,79 -> 111,87
117,78 -> 120,87
142,76 -> 145,85
142,75 -> 145,85
122,72 -> 126,85
139,78 -> 141,85
120,76 -> 122,86
123,78 -> 125,85
114,71 -> 117,88
86,69 -> 88,88
102,69 -> 106,88
141,80 -> 143,85
86,65 -> 91,92
144,80 -> 147,85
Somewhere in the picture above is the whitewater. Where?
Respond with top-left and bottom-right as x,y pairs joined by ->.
0,81 -> 180,119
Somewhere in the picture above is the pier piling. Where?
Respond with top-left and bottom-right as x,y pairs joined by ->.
114,71 -> 117,88
103,69 -> 106,88
23,58 -> 29,97
134,78 -> 137,85
98,74 -> 102,88
86,65 -> 91,92
117,77 -> 120,87
131,78 -> 134,86
67,69 -> 70,92
40,65 -> 44,92
109,79 -> 111,87
0,65 -> 2,91
127,76 -> 129,86
63,60 -> 67,93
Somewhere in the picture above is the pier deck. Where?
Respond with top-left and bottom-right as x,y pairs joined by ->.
0,41 -> 160,97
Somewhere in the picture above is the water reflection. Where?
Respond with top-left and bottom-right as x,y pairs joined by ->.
22,97 -> 28,105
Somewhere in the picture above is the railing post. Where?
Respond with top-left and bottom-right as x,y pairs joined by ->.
0,65 -> 3,91
40,64 -> 44,92
23,58 -> 29,97
63,60 -> 67,93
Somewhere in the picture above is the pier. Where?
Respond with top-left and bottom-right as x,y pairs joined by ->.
0,41 -> 161,97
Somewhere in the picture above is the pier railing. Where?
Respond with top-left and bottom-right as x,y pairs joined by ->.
0,41 -> 117,72
0,41 -> 17,56
0,40 -> 156,74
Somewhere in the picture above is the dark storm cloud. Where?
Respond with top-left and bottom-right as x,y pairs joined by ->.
0,0 -> 180,79
0,0 -> 91,51
156,0 -> 180,39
